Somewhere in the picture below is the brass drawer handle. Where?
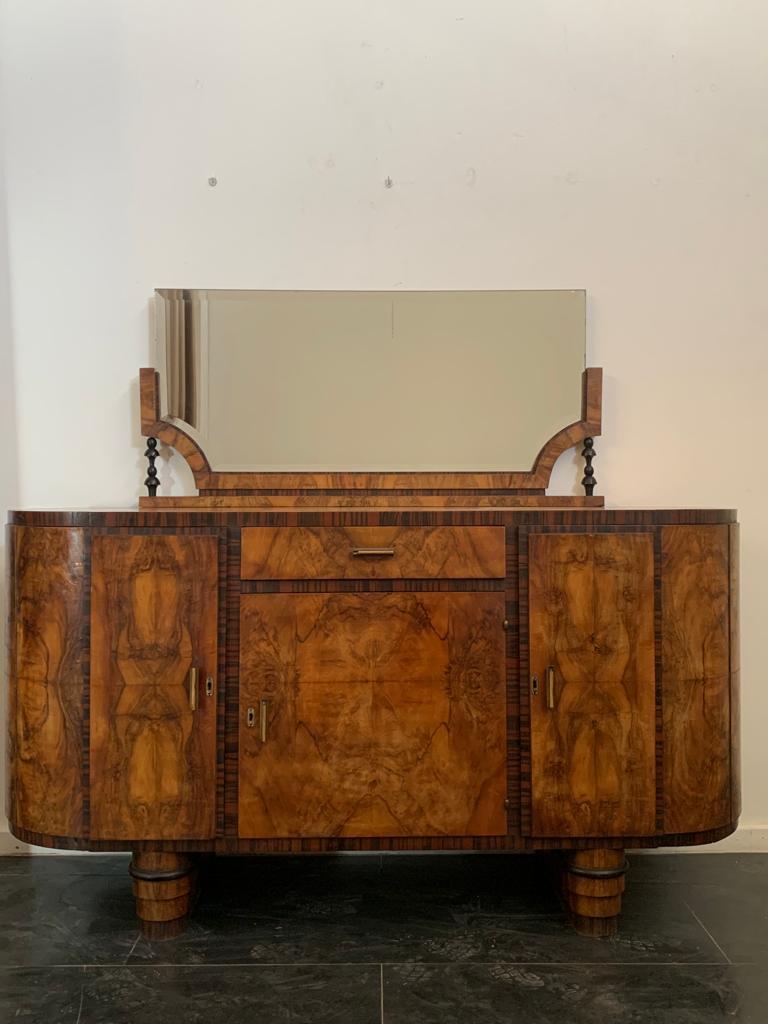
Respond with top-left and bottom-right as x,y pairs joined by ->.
188,667 -> 199,711
546,666 -> 556,710
351,547 -> 395,557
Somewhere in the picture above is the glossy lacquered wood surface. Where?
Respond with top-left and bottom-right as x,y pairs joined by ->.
89,535 -> 219,840
240,525 -> 506,580
730,523 -> 741,821
238,592 -> 507,838
6,526 -> 87,837
139,366 -> 603,499
9,509 -> 737,529
528,533 -> 656,837
5,508 -> 740,858
662,525 -> 732,832
141,495 -> 605,510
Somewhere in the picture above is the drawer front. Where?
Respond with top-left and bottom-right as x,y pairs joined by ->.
241,526 -> 506,580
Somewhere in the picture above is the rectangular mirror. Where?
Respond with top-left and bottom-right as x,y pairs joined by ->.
154,289 -> 585,473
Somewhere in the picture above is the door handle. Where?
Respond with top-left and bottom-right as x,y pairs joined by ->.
545,666 -> 556,710
246,700 -> 271,742
188,667 -> 199,711
259,699 -> 270,742
351,547 -> 395,557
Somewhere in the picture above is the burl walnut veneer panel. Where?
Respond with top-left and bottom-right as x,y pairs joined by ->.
662,525 -> 732,833
730,523 -> 741,821
89,535 -> 218,840
529,533 -> 656,837
6,526 -> 87,837
238,592 -> 507,838
240,526 -> 505,579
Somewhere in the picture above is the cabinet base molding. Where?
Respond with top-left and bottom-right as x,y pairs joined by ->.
6,821 -> 740,854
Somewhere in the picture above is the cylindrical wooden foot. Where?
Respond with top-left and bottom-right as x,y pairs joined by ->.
130,852 -> 197,940
563,849 -> 627,938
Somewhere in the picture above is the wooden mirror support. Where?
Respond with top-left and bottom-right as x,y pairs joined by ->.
138,365 -> 604,507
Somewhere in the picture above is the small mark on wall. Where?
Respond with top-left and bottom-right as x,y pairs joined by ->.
374,80 -> 384,90
384,176 -> 394,189
208,177 -> 218,187
466,167 -> 477,187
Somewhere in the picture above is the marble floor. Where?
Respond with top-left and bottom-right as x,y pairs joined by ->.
0,851 -> 766,1022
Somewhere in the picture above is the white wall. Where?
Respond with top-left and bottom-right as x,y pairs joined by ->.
1,0 -> 766,848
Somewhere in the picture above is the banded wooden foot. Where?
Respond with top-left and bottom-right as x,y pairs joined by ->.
129,852 -> 197,940
562,849 -> 627,937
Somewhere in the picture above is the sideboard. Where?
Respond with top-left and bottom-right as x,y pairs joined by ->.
4,302 -> 742,938
6,506 -> 739,937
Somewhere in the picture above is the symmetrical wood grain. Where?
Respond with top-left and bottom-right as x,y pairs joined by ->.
241,526 -> 505,580
662,525 -> 731,832
140,365 -> 603,500
5,508 -> 739,862
238,592 -> 507,838
90,535 -> 218,839
6,526 -> 87,837
529,533 -> 656,837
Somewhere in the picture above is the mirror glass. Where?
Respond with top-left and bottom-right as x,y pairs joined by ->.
154,289 -> 585,472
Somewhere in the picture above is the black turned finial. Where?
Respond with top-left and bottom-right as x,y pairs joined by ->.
581,437 -> 597,496
144,437 -> 159,496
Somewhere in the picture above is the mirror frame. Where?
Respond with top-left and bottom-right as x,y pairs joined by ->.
139,365 -> 602,503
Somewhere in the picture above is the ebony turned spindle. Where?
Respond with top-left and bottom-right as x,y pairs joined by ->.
581,437 -> 596,496
144,436 -> 159,496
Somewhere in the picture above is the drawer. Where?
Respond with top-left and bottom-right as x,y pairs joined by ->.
241,526 -> 506,580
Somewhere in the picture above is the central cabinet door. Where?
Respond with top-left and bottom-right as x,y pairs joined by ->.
528,532 -> 656,837
238,592 -> 507,838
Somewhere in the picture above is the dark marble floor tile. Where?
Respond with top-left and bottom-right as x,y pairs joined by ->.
0,854 -> 129,877
86,965 -> 378,1024
382,963 -> 768,1024
0,869 -> 139,966
628,855 -> 768,964
0,967 -> 85,1022
682,883 -> 768,964
126,857 -> 723,966
0,965 -> 379,1024
0,853 -> 748,971
629,853 -> 768,889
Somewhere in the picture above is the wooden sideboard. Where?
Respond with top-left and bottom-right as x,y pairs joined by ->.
6,507 -> 739,937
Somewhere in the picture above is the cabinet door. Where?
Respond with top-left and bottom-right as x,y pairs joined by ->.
90,534 -> 218,839
239,592 -> 506,838
529,532 -> 655,837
